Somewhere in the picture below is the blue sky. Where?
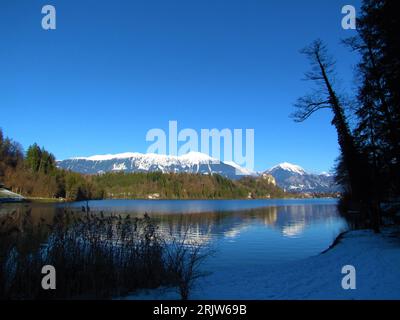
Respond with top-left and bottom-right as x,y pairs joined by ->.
0,0 -> 361,173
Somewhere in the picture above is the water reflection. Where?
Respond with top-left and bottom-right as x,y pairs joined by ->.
0,200 -> 347,269
0,201 -> 344,240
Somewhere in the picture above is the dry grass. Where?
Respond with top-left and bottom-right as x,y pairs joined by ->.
0,209 -> 210,299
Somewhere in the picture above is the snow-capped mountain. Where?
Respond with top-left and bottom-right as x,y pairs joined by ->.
269,162 -> 306,176
265,163 -> 339,193
57,152 -> 256,180
57,152 -> 338,193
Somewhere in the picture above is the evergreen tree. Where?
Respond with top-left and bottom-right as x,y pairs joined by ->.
0,128 -> 23,179
39,148 -> 56,174
26,143 -> 42,172
345,0 -> 400,196
25,144 -> 56,174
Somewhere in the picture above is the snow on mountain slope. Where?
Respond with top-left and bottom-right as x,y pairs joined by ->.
57,152 -> 253,180
73,151 -> 216,164
266,163 -> 339,193
223,161 -> 257,177
72,152 -> 141,161
58,151 -> 338,192
269,162 -> 306,175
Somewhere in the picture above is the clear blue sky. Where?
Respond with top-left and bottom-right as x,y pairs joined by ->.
0,0 -> 361,173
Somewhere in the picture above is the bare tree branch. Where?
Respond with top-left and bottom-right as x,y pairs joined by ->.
291,93 -> 331,122
291,39 -> 342,123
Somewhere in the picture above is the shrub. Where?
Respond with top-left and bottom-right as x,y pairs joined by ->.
0,210 -> 179,299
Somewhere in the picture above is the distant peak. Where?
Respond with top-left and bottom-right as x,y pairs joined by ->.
269,162 -> 306,175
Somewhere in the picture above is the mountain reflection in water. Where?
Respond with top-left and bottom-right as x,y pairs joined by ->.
0,199 -> 347,269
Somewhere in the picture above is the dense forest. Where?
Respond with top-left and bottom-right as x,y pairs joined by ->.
93,171 -> 286,199
293,0 -> 399,231
0,128 -> 285,201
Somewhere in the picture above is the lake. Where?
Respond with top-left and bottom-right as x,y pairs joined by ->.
0,199 -> 348,274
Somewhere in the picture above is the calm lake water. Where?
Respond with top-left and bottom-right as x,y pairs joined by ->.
0,199 -> 348,272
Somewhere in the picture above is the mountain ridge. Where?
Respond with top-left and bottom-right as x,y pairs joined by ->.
57,152 -> 339,193
265,162 -> 339,193
57,151 -> 255,180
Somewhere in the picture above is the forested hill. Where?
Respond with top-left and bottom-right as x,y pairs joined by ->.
0,129 -> 285,201
92,171 -> 286,200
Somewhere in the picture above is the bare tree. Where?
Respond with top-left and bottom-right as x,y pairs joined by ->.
292,39 -> 379,231
292,40 -> 363,199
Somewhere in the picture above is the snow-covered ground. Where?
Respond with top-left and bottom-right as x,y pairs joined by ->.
0,188 -> 25,202
122,228 -> 400,300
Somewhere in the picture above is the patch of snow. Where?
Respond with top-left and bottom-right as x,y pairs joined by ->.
288,185 -> 307,190
112,163 -> 127,171
120,228 -> 400,300
0,188 -> 24,199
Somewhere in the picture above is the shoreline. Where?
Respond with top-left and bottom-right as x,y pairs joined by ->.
0,196 -> 338,204
320,230 -> 349,254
